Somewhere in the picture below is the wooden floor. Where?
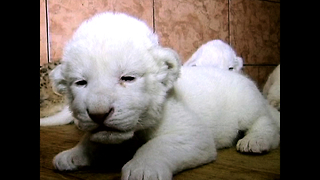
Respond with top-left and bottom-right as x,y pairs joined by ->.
40,125 -> 280,180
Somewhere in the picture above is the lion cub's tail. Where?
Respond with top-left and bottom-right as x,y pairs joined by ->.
40,105 -> 74,126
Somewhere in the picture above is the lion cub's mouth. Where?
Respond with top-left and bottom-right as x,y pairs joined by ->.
76,119 -> 134,133
89,128 -> 135,144
89,124 -> 135,144
92,126 -> 125,133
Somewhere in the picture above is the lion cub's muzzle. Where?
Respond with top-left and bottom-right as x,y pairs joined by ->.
82,107 -> 131,133
87,107 -> 114,125
78,107 -> 135,144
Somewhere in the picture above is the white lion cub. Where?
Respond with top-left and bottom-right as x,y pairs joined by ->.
51,12 -> 280,180
183,39 -> 243,72
263,64 -> 280,111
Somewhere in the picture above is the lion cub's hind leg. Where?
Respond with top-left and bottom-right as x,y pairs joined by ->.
236,115 -> 280,153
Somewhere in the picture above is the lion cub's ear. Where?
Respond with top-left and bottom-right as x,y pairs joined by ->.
49,64 -> 68,95
234,56 -> 243,72
150,47 -> 182,91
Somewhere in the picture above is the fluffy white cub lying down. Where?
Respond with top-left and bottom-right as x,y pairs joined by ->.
51,12 -> 280,180
263,64 -> 280,111
183,39 -> 243,72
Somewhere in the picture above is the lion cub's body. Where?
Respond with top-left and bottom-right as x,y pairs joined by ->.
165,67 -> 278,149
263,64 -> 280,111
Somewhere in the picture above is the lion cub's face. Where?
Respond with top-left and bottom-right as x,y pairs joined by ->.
50,12 -> 181,143
52,43 -> 180,143
68,47 -> 160,132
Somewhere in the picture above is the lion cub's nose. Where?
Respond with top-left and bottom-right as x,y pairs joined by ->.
87,107 -> 114,125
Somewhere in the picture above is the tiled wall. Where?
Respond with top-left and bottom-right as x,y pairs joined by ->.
40,0 -> 280,89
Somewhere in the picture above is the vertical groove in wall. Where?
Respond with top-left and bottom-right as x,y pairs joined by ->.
152,0 -> 155,33
228,0 -> 231,45
45,0 -> 50,62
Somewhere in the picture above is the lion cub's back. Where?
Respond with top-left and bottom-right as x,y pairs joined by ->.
175,67 -> 268,132
176,67 -> 262,107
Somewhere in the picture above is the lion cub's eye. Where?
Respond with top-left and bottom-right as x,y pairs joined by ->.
120,76 -> 136,82
74,80 -> 87,87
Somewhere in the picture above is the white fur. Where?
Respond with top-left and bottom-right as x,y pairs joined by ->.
51,12 -> 280,180
40,106 -> 73,126
183,39 -> 243,72
263,65 -> 280,111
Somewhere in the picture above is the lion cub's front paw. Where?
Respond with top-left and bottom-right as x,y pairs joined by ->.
121,158 -> 172,180
53,148 -> 90,171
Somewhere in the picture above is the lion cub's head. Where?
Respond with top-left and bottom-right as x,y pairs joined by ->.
50,12 -> 181,144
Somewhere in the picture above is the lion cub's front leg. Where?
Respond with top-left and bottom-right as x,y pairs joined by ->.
53,133 -> 98,171
122,131 -> 216,180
